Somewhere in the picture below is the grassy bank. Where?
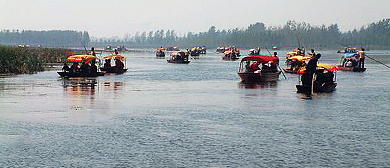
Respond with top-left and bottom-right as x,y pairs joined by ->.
0,45 -> 76,75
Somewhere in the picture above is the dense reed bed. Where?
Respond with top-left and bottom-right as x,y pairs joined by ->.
0,45 -> 74,75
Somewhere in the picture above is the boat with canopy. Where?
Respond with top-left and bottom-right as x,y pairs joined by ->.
237,55 -> 281,83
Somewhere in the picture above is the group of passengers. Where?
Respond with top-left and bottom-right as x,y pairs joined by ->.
245,52 -> 279,73
103,58 -> 124,70
341,48 -> 366,69
62,60 -> 98,75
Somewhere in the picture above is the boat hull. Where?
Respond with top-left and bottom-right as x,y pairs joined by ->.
57,72 -> 105,77
222,56 -> 239,61
238,71 -> 281,83
296,82 -> 337,93
167,60 -> 190,64
100,67 -> 128,74
337,66 -> 366,72
283,68 -> 298,74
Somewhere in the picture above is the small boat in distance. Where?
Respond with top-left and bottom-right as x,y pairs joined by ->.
167,51 -> 190,64
58,55 -> 104,77
100,55 -> 128,74
238,55 -> 281,83
222,47 -> 240,60
156,48 -> 166,58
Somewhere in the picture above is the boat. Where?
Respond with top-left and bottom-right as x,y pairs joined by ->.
296,63 -> 338,93
189,47 -> 200,56
166,46 -> 180,51
336,53 -> 366,72
216,47 -> 228,53
283,55 -> 311,73
248,47 -> 260,56
337,47 -> 359,54
286,47 -> 305,58
100,55 -> 128,74
237,55 -> 281,83
272,46 -> 279,50
167,51 -> 190,64
222,47 -> 240,60
156,48 -> 165,58
58,55 -> 104,77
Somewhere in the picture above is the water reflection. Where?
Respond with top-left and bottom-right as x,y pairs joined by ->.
238,81 -> 278,89
103,82 -> 124,92
61,78 -> 98,96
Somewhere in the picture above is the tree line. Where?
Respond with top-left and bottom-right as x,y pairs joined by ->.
0,30 -> 90,47
92,18 -> 390,50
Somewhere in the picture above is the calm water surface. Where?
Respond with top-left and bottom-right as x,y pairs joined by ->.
0,50 -> 390,167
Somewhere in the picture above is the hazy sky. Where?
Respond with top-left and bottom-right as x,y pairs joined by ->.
1,0 -> 390,38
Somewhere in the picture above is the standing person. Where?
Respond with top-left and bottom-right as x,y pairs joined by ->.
62,63 -> 70,72
302,53 -> 321,88
358,48 -> 366,69
114,49 -> 119,55
90,47 -> 96,56
309,49 -> 316,57
90,59 -> 97,75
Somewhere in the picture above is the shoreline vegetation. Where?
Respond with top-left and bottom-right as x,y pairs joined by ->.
0,45 -> 81,75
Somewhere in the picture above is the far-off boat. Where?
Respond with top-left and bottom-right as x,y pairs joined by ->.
238,55 -> 281,83
167,51 -> 190,64
156,48 -> 166,58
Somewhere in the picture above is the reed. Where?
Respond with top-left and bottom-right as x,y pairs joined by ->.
0,45 -> 74,75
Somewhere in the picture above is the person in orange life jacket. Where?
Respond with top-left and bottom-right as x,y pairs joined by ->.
358,48 -> 366,69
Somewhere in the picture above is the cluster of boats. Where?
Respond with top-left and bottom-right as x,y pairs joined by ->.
58,54 -> 127,77
236,46 -> 367,95
58,46 -> 369,95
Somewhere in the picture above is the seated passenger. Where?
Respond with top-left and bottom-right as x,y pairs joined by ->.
104,59 -> 111,68
62,63 -> 70,72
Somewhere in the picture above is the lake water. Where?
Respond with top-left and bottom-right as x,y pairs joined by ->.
1,50 -> 390,167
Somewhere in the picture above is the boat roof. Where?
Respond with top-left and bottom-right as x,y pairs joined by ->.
66,54 -> 98,63
287,56 -> 311,61
241,55 -> 279,64
102,55 -> 125,60
298,63 -> 338,73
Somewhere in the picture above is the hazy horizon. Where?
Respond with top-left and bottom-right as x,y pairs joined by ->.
1,0 -> 390,38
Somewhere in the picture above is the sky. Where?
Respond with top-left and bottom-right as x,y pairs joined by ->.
1,0 -> 390,38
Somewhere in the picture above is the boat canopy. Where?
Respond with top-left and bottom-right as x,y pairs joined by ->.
298,63 -> 338,73
66,55 -> 98,63
287,56 -> 311,61
241,55 -> 279,64
341,53 -> 359,59
102,55 -> 126,61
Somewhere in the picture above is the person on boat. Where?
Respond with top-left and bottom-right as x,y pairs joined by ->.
70,62 -> 79,73
79,61 -> 89,74
90,59 -> 97,75
302,53 -> 321,87
358,48 -> 366,69
250,61 -> 260,72
90,47 -> 96,56
62,63 -> 70,72
273,52 -> 278,57
104,59 -> 111,68
256,47 -> 260,55
309,49 -> 316,57
115,58 -> 124,70
245,61 -> 251,72
114,49 -> 119,55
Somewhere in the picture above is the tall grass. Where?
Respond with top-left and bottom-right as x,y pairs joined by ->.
0,45 -> 74,74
